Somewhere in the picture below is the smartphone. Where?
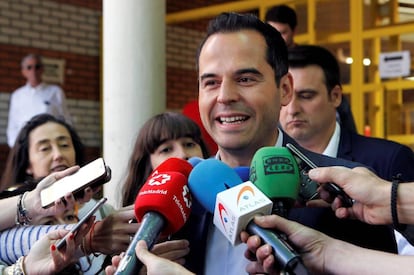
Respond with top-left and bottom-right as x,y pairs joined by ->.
56,197 -> 107,250
286,143 -> 354,207
40,158 -> 111,208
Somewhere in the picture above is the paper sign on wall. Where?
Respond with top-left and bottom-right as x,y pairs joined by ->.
379,50 -> 410,79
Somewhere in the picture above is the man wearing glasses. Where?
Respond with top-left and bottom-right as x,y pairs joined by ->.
7,54 -> 72,147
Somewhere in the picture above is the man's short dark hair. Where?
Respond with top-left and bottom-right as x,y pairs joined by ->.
288,45 -> 341,94
196,12 -> 289,86
265,5 -> 297,31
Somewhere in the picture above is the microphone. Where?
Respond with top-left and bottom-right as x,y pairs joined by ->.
249,147 -> 306,274
188,158 -> 308,274
233,166 -> 250,182
188,156 -> 204,167
249,147 -> 300,216
115,162 -> 192,274
188,158 -> 242,211
148,157 -> 193,178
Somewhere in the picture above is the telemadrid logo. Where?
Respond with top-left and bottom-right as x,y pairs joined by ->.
147,173 -> 171,186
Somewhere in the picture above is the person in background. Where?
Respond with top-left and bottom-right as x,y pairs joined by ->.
280,44 -> 414,254
121,111 -> 210,206
265,4 -> 298,49
31,202 -> 84,274
7,53 -> 72,148
266,5 -> 357,132
117,112 -> 210,272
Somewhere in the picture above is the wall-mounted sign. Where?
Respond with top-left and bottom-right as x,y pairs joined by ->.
379,50 -> 410,79
42,57 -> 65,84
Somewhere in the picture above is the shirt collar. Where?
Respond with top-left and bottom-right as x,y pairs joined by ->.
322,122 -> 341,157
25,82 -> 44,90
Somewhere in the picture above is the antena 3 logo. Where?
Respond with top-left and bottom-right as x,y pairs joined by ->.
263,155 -> 294,175
218,203 -> 230,232
148,173 -> 172,186
236,185 -> 255,206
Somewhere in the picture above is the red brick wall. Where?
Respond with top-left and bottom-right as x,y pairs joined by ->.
0,44 -> 100,100
51,0 -> 102,10
167,0 -> 231,13
167,67 -> 198,109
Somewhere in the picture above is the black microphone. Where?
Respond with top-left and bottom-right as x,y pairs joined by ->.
249,147 -> 308,274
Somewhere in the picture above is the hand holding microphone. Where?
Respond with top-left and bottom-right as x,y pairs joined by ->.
115,158 -> 193,275
247,147 -> 307,274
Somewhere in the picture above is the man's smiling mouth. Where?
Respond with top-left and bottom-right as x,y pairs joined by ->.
218,116 -> 249,124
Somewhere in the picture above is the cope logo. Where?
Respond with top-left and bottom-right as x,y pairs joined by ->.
250,163 -> 257,184
263,156 -> 294,175
147,173 -> 171,186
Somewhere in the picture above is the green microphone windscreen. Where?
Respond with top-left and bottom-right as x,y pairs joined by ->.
249,146 -> 300,213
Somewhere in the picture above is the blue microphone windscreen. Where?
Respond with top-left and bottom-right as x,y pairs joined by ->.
188,158 -> 242,213
233,166 -> 250,182
188,157 -> 204,167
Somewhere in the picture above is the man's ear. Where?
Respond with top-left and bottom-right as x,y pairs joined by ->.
280,73 -> 294,106
330,85 -> 342,108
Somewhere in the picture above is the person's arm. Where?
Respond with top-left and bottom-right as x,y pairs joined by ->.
308,166 -> 414,225
241,215 -> 414,275
0,224 -> 73,265
0,166 -> 80,231
5,222 -> 92,275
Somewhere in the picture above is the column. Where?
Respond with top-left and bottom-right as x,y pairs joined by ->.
102,0 -> 166,208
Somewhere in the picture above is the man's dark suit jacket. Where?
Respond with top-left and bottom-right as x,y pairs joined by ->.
177,128 -> 414,274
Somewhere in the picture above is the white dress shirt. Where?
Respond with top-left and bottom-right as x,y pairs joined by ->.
7,82 -> 72,147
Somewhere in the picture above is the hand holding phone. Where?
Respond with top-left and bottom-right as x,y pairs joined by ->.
56,197 -> 107,250
286,143 -> 354,207
40,158 -> 111,208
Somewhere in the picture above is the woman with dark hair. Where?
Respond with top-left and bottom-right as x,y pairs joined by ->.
1,113 -> 85,193
122,112 -> 210,206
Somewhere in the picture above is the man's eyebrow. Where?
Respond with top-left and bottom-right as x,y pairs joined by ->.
235,68 -> 263,76
199,68 -> 263,81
